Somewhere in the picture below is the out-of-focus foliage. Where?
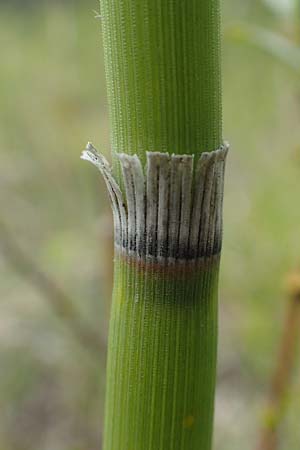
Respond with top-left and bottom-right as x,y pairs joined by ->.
229,0 -> 300,73
0,1 -> 300,450
228,25 -> 300,73
263,0 -> 297,16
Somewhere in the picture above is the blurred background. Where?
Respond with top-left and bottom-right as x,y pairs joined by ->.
1,0 -> 300,449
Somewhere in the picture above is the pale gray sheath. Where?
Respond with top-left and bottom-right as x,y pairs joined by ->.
81,142 -> 229,264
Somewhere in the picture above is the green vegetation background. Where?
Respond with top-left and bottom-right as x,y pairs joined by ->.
1,0 -> 300,449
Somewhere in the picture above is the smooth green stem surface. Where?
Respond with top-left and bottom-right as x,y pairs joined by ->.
103,257 -> 220,450
101,0 -> 222,162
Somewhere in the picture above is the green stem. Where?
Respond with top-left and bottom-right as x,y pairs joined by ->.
89,1 -> 226,449
104,257 -> 220,450
101,0 -> 222,163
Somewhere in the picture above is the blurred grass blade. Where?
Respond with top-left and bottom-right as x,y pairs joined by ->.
227,24 -> 300,73
0,219 -> 104,355
263,0 -> 297,16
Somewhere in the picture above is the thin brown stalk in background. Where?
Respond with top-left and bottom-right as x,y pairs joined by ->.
257,268 -> 300,450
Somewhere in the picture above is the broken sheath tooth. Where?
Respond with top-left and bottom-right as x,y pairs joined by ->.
81,142 -> 229,264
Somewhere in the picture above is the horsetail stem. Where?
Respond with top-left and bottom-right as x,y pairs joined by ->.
82,1 -> 228,449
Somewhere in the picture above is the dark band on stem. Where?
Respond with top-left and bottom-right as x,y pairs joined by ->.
81,142 -> 228,264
